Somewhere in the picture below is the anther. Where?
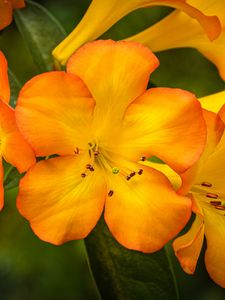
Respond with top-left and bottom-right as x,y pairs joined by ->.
126,175 -> 131,181
201,182 -> 212,187
74,147 -> 79,154
81,173 -> 86,178
89,166 -> 95,172
210,201 -> 221,206
130,171 -> 136,177
108,190 -> 114,197
94,150 -> 99,156
86,164 -> 92,169
140,156 -> 146,162
138,169 -> 143,175
215,205 -> 225,211
206,193 -> 218,199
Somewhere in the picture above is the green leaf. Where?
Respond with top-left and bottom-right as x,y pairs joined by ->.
8,68 -> 22,108
85,217 -> 179,300
14,0 -> 66,72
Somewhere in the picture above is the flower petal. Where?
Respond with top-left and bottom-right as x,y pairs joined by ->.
67,40 -> 159,122
17,155 -> 106,245
53,0 -> 220,64
0,158 -> 4,210
12,0 -> 25,9
122,87 -> 206,173
200,91 -> 225,114
0,100 -> 35,173
16,71 -> 94,157
0,51 -> 10,103
204,205 -> 225,288
104,163 -> 191,252
173,197 -> 204,274
0,0 -> 12,30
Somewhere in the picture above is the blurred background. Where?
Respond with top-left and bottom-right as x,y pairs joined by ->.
0,0 -> 225,299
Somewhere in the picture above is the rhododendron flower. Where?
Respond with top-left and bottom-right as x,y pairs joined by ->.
128,0 -> 225,80
0,0 -> 25,30
16,40 -> 206,252
52,0 -> 220,65
145,92 -> 225,287
0,51 -> 35,209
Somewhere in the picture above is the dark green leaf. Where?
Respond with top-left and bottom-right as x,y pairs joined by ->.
85,217 -> 179,300
8,68 -> 22,108
14,0 -> 66,72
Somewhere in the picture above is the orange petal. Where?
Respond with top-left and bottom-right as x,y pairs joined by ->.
0,0 -> 12,30
218,103 -> 225,123
204,204 -> 225,288
16,71 -> 94,157
179,109 -> 225,195
17,155 -> 106,245
0,158 -> 4,210
53,0 -> 220,64
173,196 -> 204,274
0,51 -> 10,103
104,162 -> 191,253
122,87 -> 206,173
12,0 -> 25,9
67,40 -> 159,123
0,99 -> 35,172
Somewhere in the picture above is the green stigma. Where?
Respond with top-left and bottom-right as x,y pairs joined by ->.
112,167 -> 120,174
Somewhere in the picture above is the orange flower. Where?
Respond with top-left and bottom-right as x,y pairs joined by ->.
0,0 -> 25,30
52,0 -> 221,65
16,40 -> 206,252
0,51 -> 35,209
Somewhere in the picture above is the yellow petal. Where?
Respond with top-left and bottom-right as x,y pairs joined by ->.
52,0 -> 220,65
17,155 -> 106,245
0,51 -> 10,103
173,197 -> 204,274
67,40 -> 158,124
16,71 -> 94,157
200,91 -> 225,114
122,87 -> 206,173
104,162 -> 191,253
127,1 -> 224,79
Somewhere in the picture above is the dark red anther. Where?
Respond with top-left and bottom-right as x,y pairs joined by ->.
140,156 -> 146,162
89,166 -> 95,172
201,182 -> 212,187
130,171 -> 136,177
86,164 -> 92,169
215,205 -> 225,211
206,193 -> 218,199
108,190 -> 114,197
94,150 -> 99,156
126,175 -> 131,181
81,173 -> 86,178
138,169 -> 143,175
210,201 -> 221,206
74,147 -> 79,154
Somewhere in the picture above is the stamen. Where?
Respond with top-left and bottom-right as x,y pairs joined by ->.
94,150 -> 99,156
108,190 -> 114,197
89,166 -> 95,172
210,201 -> 221,206
130,171 -> 136,177
140,156 -> 146,162
74,147 -> 79,154
201,182 -> 212,187
81,173 -> 86,178
138,169 -> 143,175
126,175 -> 131,181
112,167 -> 120,174
206,193 -> 218,199
86,164 -> 92,169
215,205 -> 225,211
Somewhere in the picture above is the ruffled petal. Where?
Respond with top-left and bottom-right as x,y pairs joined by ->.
0,51 -> 10,103
122,87 -> 206,173
0,100 -> 35,173
16,71 -> 95,157
200,91 -> 225,114
104,162 -> 191,253
67,40 -> 159,123
0,158 -> 4,210
53,0 -> 220,64
12,0 -> 25,9
0,0 -> 12,30
17,155 -> 106,245
173,197 -> 204,274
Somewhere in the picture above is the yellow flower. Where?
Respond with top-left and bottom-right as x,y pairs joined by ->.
52,0 -> 221,65
128,0 -> 225,80
145,91 -> 225,287
15,40 -> 206,251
